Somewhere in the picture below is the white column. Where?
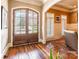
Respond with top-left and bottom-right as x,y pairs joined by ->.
42,11 -> 46,44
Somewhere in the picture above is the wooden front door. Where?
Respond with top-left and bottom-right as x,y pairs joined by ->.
13,9 -> 38,46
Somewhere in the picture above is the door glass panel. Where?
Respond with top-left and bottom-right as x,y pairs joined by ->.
28,18 -> 33,25
14,10 -> 26,34
15,18 -> 20,26
28,10 -> 38,33
20,26 -> 26,34
15,10 -> 20,17
15,26 -> 20,34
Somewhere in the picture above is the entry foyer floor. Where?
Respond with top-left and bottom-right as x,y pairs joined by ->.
4,38 -> 77,59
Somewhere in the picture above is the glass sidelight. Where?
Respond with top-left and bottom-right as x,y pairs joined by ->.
61,15 -> 67,35
46,13 -> 54,37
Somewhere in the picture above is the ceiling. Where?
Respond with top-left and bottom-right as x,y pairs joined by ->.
53,0 -> 78,10
14,0 -> 77,11
15,0 -> 47,6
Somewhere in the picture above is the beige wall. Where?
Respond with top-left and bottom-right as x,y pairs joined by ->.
8,0 -> 42,43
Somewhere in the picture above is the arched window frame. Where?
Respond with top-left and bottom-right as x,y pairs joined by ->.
13,8 -> 39,35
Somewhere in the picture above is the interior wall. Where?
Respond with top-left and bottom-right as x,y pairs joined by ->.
66,24 -> 78,31
47,9 -> 70,40
8,0 -> 42,44
66,11 -> 78,31
68,11 -> 78,23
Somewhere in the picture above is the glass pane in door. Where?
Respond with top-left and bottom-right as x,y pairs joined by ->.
28,10 -> 38,34
14,10 -> 26,34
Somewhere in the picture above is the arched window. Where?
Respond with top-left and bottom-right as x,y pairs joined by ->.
13,9 -> 38,34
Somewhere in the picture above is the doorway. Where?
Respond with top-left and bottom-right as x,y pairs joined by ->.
13,8 -> 39,46
61,15 -> 67,35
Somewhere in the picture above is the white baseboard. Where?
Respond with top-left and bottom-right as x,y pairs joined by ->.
1,43 -> 11,59
38,38 -> 43,42
41,40 -> 46,44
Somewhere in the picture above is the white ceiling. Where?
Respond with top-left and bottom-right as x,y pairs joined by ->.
15,0 -> 77,10
15,0 -> 47,6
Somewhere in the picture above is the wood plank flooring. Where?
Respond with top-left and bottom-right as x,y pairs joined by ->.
4,38 -> 77,59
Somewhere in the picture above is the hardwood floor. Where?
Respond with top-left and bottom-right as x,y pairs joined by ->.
4,38 -> 77,59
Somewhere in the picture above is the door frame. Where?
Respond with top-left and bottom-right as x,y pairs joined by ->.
11,7 -> 41,47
